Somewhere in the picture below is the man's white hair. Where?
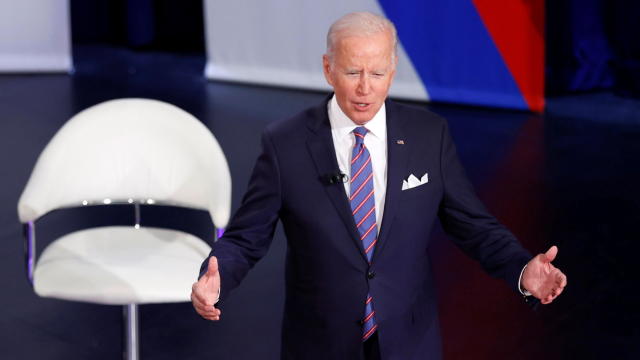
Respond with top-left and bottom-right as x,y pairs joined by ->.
326,12 -> 398,65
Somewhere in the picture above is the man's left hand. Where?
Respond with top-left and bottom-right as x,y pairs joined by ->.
521,246 -> 567,304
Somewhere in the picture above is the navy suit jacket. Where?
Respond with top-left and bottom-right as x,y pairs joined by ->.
203,96 -> 532,359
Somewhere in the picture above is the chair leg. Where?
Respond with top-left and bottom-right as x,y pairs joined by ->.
124,304 -> 139,360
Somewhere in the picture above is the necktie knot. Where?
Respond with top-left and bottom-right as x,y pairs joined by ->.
353,126 -> 368,146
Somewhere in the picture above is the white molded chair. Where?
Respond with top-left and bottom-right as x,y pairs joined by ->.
18,98 -> 231,360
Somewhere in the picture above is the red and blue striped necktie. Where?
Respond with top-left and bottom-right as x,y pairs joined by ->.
349,126 -> 378,341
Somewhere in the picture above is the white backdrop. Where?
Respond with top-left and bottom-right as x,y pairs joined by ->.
0,0 -> 72,73
203,0 -> 428,100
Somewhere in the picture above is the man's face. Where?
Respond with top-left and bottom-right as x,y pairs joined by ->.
323,31 -> 396,125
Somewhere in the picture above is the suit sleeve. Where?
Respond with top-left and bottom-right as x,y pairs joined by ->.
199,128 -> 282,301
437,120 -> 532,293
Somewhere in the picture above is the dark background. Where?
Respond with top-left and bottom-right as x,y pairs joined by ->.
0,1 -> 639,359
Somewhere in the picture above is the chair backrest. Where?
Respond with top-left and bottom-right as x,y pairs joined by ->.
18,98 -> 231,228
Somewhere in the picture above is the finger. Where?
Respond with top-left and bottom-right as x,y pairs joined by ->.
194,302 -> 220,316
199,307 -> 221,317
201,305 -> 220,314
548,272 -> 566,292
541,297 -> 550,305
202,312 -> 219,320
193,297 -> 219,313
557,273 -> 568,287
191,296 -> 210,314
206,256 -> 219,277
191,290 -> 219,315
193,298 -> 215,312
202,309 -> 222,321
196,307 -> 215,317
544,246 -> 558,263
554,278 -> 566,293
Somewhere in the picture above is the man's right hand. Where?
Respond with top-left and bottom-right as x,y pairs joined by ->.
191,256 -> 222,321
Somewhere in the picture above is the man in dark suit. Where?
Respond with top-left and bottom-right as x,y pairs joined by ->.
191,12 -> 566,359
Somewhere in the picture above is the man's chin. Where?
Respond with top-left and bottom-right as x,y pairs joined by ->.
351,117 -> 372,125
348,111 -> 375,125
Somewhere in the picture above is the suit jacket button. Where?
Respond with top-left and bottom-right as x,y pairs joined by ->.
367,271 -> 375,279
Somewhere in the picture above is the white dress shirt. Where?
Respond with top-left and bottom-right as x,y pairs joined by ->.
327,95 -> 387,231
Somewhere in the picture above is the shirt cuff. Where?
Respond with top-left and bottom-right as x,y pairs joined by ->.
518,264 -> 532,296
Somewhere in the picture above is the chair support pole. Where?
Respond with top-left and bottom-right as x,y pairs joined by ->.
124,304 -> 139,360
134,203 -> 141,229
25,221 -> 36,284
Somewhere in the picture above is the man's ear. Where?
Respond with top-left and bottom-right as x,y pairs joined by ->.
322,54 -> 334,87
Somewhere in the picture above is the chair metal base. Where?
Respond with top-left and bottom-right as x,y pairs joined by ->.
124,304 -> 139,360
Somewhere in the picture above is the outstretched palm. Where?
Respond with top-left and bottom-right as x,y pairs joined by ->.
522,246 -> 567,304
191,256 -> 222,320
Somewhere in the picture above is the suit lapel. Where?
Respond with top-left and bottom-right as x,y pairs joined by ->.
305,98 -> 369,262
373,100 -> 409,262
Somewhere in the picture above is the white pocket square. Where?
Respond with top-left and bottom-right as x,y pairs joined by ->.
402,173 -> 429,191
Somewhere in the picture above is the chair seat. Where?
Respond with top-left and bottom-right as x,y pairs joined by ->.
34,226 -> 211,305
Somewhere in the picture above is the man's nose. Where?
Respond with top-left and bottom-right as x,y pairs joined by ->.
356,74 -> 371,95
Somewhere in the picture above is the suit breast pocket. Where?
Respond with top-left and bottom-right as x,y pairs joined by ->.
398,171 -> 442,211
401,182 -> 429,193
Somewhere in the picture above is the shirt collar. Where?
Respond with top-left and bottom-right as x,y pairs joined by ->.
328,94 -> 387,142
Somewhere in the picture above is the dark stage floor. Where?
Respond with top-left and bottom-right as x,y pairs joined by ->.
0,46 -> 638,359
